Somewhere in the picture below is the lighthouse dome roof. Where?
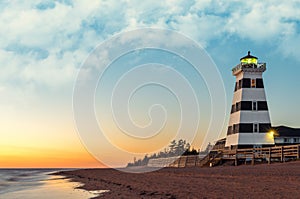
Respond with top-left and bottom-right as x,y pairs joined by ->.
240,51 -> 257,61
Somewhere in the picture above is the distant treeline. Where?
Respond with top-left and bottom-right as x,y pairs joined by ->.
127,139 -> 212,167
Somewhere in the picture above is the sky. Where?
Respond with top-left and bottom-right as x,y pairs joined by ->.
0,0 -> 300,168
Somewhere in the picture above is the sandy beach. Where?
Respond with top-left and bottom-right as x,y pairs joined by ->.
57,161 -> 300,199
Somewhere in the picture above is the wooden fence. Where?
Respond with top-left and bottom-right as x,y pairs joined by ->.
148,144 -> 300,168
222,144 -> 300,166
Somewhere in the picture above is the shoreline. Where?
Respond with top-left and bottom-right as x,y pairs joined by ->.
56,161 -> 300,198
0,169 -> 99,199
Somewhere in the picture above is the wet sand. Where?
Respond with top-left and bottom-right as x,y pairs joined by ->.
57,161 -> 300,198
0,169 -> 99,199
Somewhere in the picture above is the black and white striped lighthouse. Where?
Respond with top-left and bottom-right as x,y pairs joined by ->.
225,51 -> 274,149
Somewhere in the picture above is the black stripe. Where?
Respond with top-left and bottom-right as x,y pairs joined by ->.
227,123 -> 272,135
231,101 -> 268,114
234,78 -> 264,92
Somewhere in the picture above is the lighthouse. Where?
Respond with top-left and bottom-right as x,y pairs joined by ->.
225,51 -> 274,149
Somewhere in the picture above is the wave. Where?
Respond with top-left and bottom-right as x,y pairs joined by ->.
0,169 -> 101,199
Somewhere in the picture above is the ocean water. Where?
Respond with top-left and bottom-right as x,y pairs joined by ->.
0,169 -> 108,199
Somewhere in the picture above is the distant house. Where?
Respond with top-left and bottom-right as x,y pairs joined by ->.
273,126 -> 300,145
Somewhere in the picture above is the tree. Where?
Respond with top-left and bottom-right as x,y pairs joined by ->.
168,140 -> 177,156
141,154 -> 149,165
127,139 -> 200,167
174,139 -> 186,156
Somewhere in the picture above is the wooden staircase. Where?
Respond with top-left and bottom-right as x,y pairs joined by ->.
197,150 -> 223,167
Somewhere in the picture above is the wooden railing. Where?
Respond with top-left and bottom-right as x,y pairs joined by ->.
147,144 -> 300,168
222,144 -> 300,165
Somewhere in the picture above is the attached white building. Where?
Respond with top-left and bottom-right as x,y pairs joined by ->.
273,126 -> 300,145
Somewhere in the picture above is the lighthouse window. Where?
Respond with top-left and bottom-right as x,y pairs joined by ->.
231,104 -> 236,113
234,124 -> 240,133
235,102 -> 241,111
227,126 -> 233,135
259,123 -> 271,133
258,101 -> 268,110
252,101 -> 257,111
251,79 -> 256,88
256,79 -> 264,88
241,101 -> 252,110
242,78 -> 251,88
239,123 -> 253,132
238,80 -> 242,89
253,123 -> 258,133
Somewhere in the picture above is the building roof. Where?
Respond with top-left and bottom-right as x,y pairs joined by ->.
272,126 -> 300,137
240,51 -> 258,61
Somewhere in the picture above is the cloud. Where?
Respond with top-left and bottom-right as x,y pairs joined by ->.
36,1 -> 56,10
0,0 -> 299,95
224,1 -> 298,41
